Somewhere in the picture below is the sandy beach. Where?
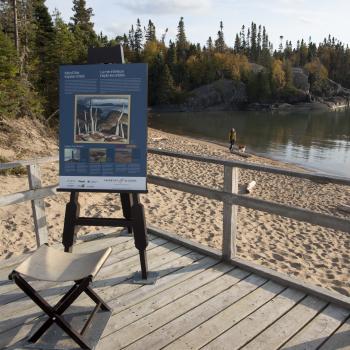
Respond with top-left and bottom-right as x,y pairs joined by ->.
0,118 -> 349,296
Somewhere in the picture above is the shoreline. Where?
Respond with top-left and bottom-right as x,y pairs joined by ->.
150,100 -> 350,113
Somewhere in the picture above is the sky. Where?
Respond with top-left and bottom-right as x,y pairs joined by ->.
45,0 -> 350,49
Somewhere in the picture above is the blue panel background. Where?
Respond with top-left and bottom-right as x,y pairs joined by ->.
59,63 -> 148,185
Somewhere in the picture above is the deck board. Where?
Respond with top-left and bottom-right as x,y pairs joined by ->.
162,280 -> 284,350
281,304 -> 350,350
320,317 -> 350,350
243,295 -> 328,350
0,233 -> 349,350
202,287 -> 306,350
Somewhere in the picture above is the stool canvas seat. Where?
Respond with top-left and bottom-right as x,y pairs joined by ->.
15,245 -> 111,282
9,245 -> 112,349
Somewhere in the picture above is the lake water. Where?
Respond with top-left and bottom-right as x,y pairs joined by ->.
149,109 -> 350,178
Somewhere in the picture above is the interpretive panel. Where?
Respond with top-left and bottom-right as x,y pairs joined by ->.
59,63 -> 147,191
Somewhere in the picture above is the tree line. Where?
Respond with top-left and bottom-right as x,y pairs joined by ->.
1,0 -> 350,120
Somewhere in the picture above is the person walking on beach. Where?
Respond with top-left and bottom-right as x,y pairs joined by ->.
229,128 -> 236,151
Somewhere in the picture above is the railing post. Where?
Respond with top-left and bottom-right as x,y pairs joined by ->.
27,164 -> 48,247
222,165 -> 238,260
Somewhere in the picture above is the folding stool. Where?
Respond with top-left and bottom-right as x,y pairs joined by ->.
9,244 -> 112,349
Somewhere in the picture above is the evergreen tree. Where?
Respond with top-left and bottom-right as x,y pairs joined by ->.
70,0 -> 94,33
176,16 -> 188,61
206,36 -> 213,51
215,21 -> 225,53
257,25 -> 262,54
70,0 -> 97,61
32,0 -> 56,113
0,29 -> 41,118
240,25 -> 246,51
157,64 -> 176,104
148,52 -> 164,104
250,22 -> 257,60
234,34 -> 240,53
166,40 -> 177,74
145,19 -> 156,42
134,18 -> 143,57
128,25 -> 135,52
246,28 -> 251,50
278,35 -> 284,53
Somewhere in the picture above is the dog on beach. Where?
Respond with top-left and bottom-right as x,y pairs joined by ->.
238,144 -> 246,153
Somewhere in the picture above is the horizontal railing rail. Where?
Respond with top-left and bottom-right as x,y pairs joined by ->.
0,156 -> 58,171
148,148 -> 350,186
148,175 -> 350,234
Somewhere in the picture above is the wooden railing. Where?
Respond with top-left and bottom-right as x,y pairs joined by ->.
1,148 -> 350,306
0,156 -> 58,246
148,148 -> 350,259
1,150 -> 350,251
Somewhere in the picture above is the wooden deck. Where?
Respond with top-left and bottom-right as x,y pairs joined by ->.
0,232 -> 349,350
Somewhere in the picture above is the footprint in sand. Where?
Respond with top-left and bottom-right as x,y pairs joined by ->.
272,253 -> 285,261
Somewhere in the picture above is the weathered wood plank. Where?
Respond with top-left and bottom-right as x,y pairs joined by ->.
106,255 -> 217,315
203,287 -> 305,350
98,249 -> 204,308
104,262 -> 232,335
281,304 -> 350,350
243,295 -> 327,350
148,228 -> 350,310
319,317 -> 350,350
135,280 -> 282,350
27,164 -> 48,246
163,281 -> 284,350
148,175 -> 350,233
222,165 -> 238,260
98,268 -> 253,349
148,148 -> 350,186
0,155 -> 58,170
0,184 -> 58,207
231,257 -> 350,310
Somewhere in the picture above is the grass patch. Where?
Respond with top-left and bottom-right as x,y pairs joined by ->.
0,155 -> 27,175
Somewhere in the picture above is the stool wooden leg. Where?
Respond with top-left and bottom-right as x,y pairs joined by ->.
84,285 -> 111,311
29,278 -> 90,343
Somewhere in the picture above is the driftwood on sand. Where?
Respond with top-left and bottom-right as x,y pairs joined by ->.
337,204 -> 350,213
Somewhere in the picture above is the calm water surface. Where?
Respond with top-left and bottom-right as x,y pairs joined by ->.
149,109 -> 350,178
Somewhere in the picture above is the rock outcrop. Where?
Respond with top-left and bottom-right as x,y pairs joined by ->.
154,65 -> 350,112
184,79 -> 247,111
292,67 -> 310,92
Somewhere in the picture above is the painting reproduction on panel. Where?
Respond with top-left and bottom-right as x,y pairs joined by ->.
75,95 -> 130,144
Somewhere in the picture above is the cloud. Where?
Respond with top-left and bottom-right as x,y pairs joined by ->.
104,22 -> 131,36
116,0 -> 212,14
298,16 -> 316,24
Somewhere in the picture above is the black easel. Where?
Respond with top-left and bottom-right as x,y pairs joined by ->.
59,45 -> 149,281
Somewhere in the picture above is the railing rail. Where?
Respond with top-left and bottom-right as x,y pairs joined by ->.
148,148 -> 350,186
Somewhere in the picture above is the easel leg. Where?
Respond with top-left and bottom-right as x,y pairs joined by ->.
131,194 -> 148,279
62,191 -> 80,252
121,193 -> 133,234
